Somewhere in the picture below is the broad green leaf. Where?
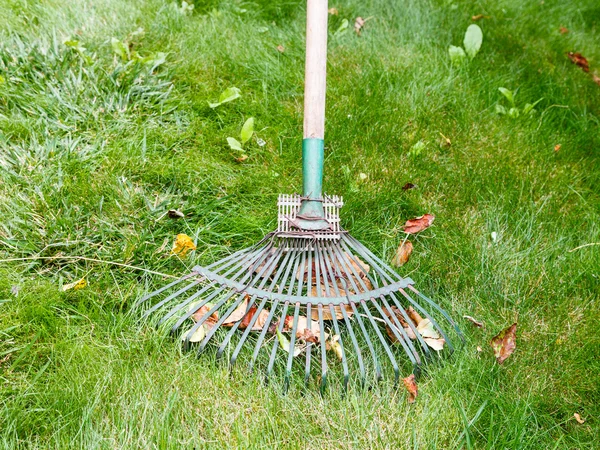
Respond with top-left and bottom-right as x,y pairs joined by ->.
463,24 -> 483,59
111,37 -> 129,61
334,19 -> 349,37
448,45 -> 466,65
498,87 -> 515,106
209,86 -> 241,108
508,107 -> 520,118
240,117 -> 254,144
495,104 -> 507,115
227,137 -> 243,151
276,328 -> 303,357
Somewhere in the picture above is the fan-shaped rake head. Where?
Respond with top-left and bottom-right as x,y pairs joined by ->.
136,223 -> 462,393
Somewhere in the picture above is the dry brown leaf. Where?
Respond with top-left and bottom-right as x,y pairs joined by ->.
403,374 -> 418,403
568,52 -> 589,72
403,214 -> 435,234
401,182 -> 416,191
309,303 -> 354,321
392,240 -> 413,267
222,296 -> 251,326
554,144 -> 561,152
476,346 -> 483,353
191,304 -> 219,330
354,17 -> 366,35
171,233 -> 196,256
328,7 -> 338,15
593,74 -> 600,86
559,26 -> 569,34
383,306 -> 417,342
471,14 -> 490,21
573,413 -> 585,424
490,323 -> 517,364
276,44 -> 285,53
235,154 -> 248,162
463,315 -> 484,328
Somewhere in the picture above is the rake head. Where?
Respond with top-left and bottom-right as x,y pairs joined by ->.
136,195 -> 462,392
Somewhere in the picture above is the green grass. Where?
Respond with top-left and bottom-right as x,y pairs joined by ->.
1,0 -> 599,448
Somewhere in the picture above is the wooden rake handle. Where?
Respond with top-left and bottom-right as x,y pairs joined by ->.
303,0 -> 328,139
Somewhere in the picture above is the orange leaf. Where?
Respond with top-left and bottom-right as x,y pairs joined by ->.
403,374 -> 418,403
171,233 -> 196,256
403,214 -> 435,234
191,304 -> 219,330
490,323 -> 517,364
559,26 -> 569,34
568,52 -> 589,72
392,240 -> 413,267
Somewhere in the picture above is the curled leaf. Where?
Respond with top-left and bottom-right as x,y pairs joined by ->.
403,374 -> 418,403
574,413 -> 585,424
392,240 -> 413,267
171,233 -> 196,256
490,323 -> 517,364
401,182 -> 416,191
463,315 -> 484,328
403,214 -> 435,234
568,52 -> 589,72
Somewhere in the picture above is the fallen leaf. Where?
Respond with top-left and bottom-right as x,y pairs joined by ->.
190,303 -> 219,330
209,86 -> 241,108
354,17 -> 366,34
171,233 -> 196,256
240,304 -> 271,331
383,306 -> 417,341
222,296 -> 251,326
574,413 -> 585,424
167,209 -> 184,218
403,214 -> 435,234
476,346 -> 483,353
593,74 -> 600,86
559,26 -> 569,34
403,374 -> 418,403
463,315 -> 484,328
276,44 -> 285,53
62,278 -> 87,292
490,323 -> 517,364
406,306 -> 424,325
401,182 -> 416,191
358,172 -> 367,180
328,7 -> 338,15
182,325 -> 205,343
295,316 -> 325,339
568,52 -> 589,72
471,14 -> 490,21
235,154 -> 248,162
392,240 -> 413,267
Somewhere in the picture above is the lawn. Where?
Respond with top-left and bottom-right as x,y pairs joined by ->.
1,0 -> 599,448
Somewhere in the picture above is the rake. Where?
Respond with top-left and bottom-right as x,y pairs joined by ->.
136,0 -> 461,392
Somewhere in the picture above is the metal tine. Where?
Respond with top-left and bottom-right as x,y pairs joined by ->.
359,300 -> 400,386
284,303 -> 301,393
342,235 -> 399,282
181,290 -> 237,350
134,273 -> 196,309
158,283 -> 218,327
319,243 -> 366,386
318,304 -> 328,394
407,285 -> 464,340
333,242 -> 379,293
216,248 -> 284,359
215,294 -> 258,358
249,240 -> 302,372
341,236 -> 456,350
141,278 -> 202,319
371,296 -> 421,369
329,304 -> 349,392
230,243 -> 297,368
399,288 -> 455,353
304,303 -> 312,385
386,292 -> 431,355
163,244 -> 269,329
248,298 -> 281,373
196,293 -> 250,355
266,304 -> 290,383
169,285 -> 229,334
327,242 -> 362,294
241,244 -> 286,290
380,294 -> 429,358
349,300 -> 382,382
324,242 -> 381,381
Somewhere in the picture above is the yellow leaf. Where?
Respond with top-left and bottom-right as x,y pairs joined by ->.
182,325 -> 206,343
171,233 -> 196,256
62,278 -> 87,291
